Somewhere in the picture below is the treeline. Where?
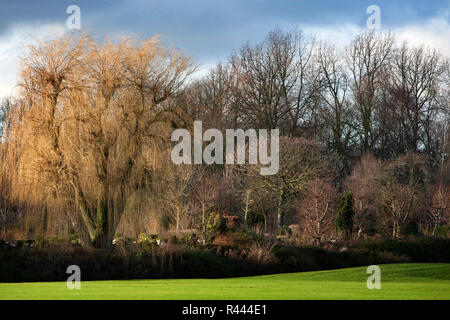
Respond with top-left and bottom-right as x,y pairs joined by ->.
0,29 -> 448,250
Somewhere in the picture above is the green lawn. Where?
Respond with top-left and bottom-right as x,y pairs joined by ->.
0,263 -> 449,300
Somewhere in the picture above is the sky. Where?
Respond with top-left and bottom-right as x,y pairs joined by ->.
0,0 -> 449,97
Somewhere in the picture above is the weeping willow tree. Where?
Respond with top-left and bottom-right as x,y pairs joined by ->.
5,34 -> 194,249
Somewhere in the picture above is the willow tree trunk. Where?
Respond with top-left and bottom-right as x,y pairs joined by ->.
39,206 -> 48,239
93,196 -> 109,249
76,188 -> 113,250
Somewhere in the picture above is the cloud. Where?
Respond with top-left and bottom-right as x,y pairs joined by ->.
394,11 -> 450,56
0,23 -> 66,97
0,3 -> 448,97
273,10 -> 450,55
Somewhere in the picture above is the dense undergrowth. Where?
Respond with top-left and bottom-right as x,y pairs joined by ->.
1,234 -> 449,282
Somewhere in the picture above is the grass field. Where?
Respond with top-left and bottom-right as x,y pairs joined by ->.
0,263 -> 449,300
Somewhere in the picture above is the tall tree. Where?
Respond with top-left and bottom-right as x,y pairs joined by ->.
248,137 -> 328,229
346,32 -> 394,152
316,42 -> 356,175
390,42 -> 446,155
335,191 -> 354,240
8,35 -> 194,249
230,28 -> 316,134
298,178 -> 339,245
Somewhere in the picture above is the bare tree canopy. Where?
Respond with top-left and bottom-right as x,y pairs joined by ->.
5,35 -> 194,249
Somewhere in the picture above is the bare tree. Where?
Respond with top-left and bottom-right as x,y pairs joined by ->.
346,31 -> 394,152
191,63 -> 236,130
161,161 -> 202,231
380,182 -> 421,239
428,182 -> 449,235
230,28 -> 316,134
346,152 -> 383,236
389,42 -> 446,154
316,42 -> 356,174
298,178 -> 339,245
8,35 -> 194,249
247,137 -> 327,230
0,98 -> 12,140
379,154 -> 428,238
193,169 -> 220,242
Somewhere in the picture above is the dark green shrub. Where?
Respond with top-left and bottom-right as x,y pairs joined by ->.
69,234 -> 80,246
16,240 -> 24,248
1,237 -> 448,282
246,211 -> 265,227
435,225 -> 450,238
279,225 -> 292,236
198,211 -> 227,242
137,233 -> 159,246
353,237 -> 450,262
335,192 -> 354,239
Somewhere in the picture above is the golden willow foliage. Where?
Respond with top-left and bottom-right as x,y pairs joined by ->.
5,34 -> 195,249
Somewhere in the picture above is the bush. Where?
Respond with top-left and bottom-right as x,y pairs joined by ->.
137,233 -> 159,246
335,192 -> 354,239
70,234 -> 81,246
198,211 -> 227,243
279,225 -> 292,236
274,246 -> 346,272
435,225 -> 450,238
353,237 -> 450,263
246,211 -> 266,227
0,246 -> 236,282
0,236 -> 448,282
